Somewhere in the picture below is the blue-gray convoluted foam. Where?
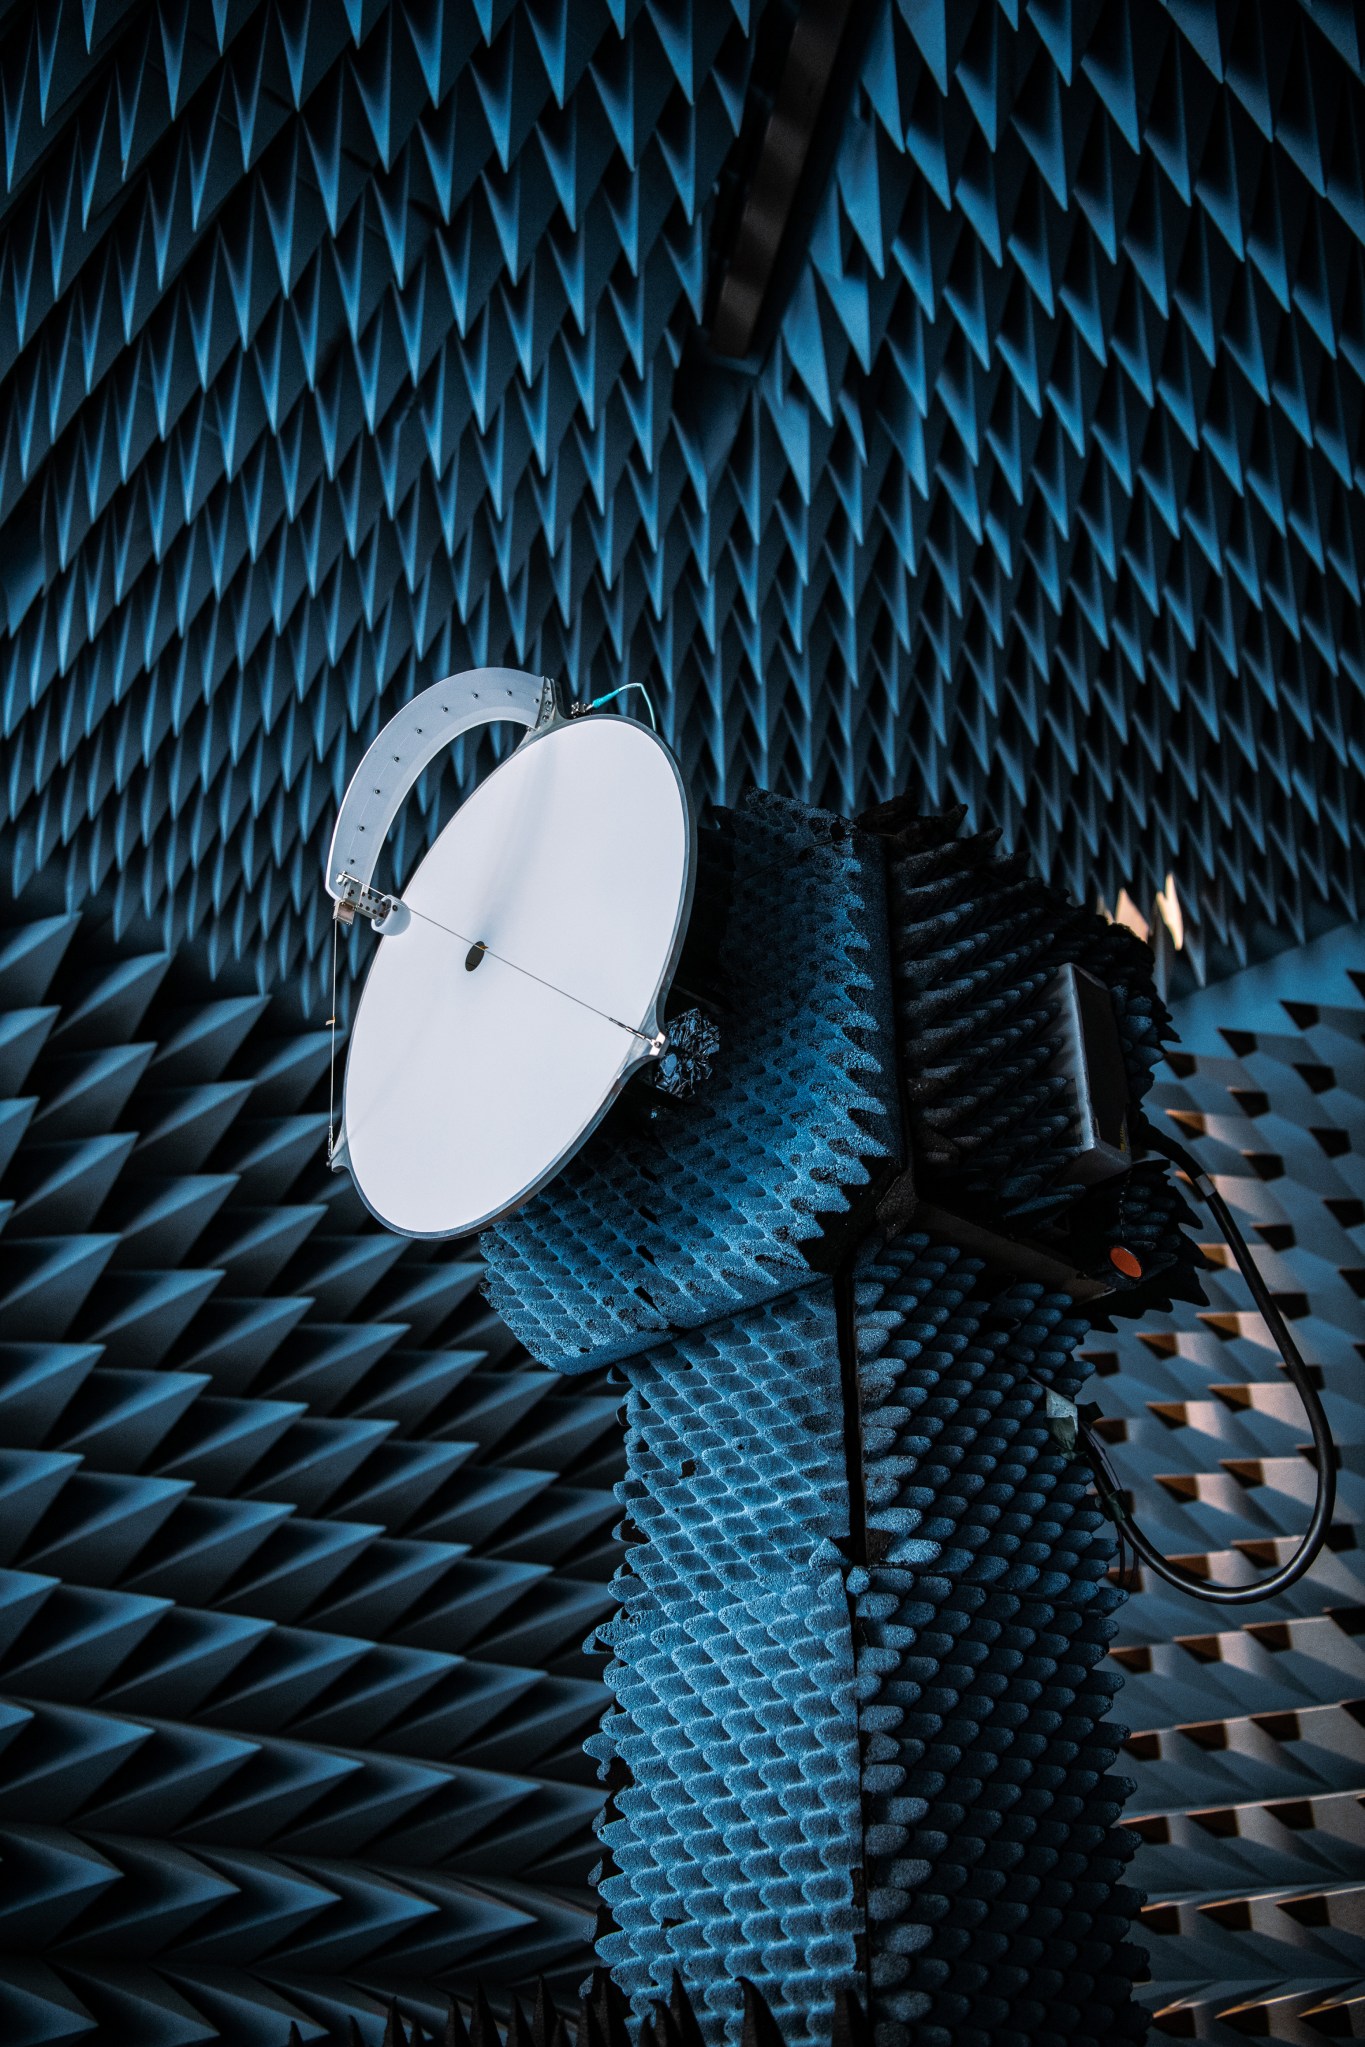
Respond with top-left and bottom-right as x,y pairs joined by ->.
482,792 -> 899,1371
853,1233 -> 1146,2047
480,791 -> 1196,2047
587,1284 -> 862,2046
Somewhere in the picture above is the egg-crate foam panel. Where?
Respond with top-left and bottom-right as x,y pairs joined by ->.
850,1230 -> 1149,2047
585,1280 -> 863,2047
482,792 -> 901,1373
871,803 -> 1205,1315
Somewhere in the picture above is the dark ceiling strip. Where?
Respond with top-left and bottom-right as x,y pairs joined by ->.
708,0 -> 857,361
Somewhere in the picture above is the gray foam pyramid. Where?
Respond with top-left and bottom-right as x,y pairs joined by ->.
0,0 -> 1360,1012
485,796 -> 1196,2047
0,892 -> 624,2044
1091,924 -> 1365,2044
0,0 -> 1360,2035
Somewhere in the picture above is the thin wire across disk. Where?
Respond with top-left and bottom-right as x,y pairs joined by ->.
340,715 -> 692,1239
401,901 -> 659,1045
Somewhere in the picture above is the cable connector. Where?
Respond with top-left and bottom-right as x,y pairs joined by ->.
580,683 -> 659,732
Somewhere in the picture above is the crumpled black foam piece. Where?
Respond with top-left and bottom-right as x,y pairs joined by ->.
648,1010 -> 722,1103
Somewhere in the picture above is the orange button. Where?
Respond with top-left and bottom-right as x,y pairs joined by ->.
1110,1246 -> 1143,1279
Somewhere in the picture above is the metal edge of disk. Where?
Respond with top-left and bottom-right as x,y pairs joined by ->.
340,712 -> 696,1241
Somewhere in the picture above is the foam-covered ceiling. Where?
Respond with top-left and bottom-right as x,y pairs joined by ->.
0,0 -> 1360,1000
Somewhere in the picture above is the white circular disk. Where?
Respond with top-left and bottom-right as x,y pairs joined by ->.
343,715 -> 692,1237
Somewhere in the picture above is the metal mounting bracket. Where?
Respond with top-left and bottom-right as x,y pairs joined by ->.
332,872 -> 397,926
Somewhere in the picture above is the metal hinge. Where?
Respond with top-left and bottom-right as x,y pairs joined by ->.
533,674 -> 570,729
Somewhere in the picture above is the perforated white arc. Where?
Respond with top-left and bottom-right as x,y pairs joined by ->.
343,715 -> 691,1238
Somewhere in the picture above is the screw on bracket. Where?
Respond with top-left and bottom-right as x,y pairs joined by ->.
333,871 -> 397,926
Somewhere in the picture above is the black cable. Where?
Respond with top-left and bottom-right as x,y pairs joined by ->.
1078,1117 -> 1336,1607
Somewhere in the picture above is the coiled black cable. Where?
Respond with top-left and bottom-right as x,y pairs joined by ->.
1077,1117 -> 1337,1606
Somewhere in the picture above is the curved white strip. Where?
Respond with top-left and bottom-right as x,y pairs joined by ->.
342,714 -> 694,1238
325,667 -> 550,900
